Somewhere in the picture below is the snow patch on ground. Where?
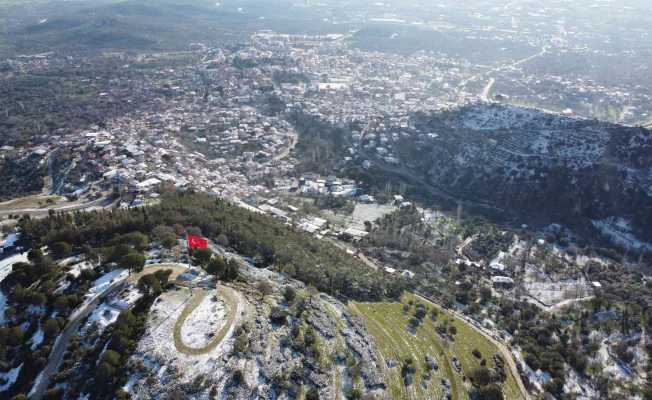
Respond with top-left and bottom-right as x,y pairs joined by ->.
181,294 -> 226,348
0,363 -> 22,392
592,217 -> 652,251
129,287 -> 242,390
563,368 -> 600,399
0,253 -> 29,325
111,285 -> 143,309
30,327 -> 44,350
0,252 -> 28,274
595,339 -> 637,382
1,233 -> 18,249
87,269 -> 128,298
82,303 -> 121,335
83,285 -> 142,335
66,261 -> 94,279
524,279 -> 592,306
0,290 -> 7,326
59,255 -> 83,266
461,104 -> 546,131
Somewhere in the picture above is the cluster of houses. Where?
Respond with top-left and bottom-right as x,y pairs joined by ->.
294,174 -> 359,197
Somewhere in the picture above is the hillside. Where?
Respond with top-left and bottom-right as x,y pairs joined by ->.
351,293 -> 526,400
5,0 -> 250,53
0,191 -> 539,399
390,104 -> 652,246
0,0 -> 346,55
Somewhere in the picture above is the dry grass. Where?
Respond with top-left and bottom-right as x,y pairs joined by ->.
0,195 -> 61,210
351,293 -> 525,400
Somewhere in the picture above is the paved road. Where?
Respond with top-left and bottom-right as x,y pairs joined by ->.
481,77 -> 496,101
0,196 -> 116,218
340,242 -> 529,399
457,45 -> 548,96
327,235 -> 530,399
29,278 -> 128,400
29,264 -> 189,400
214,241 -> 530,397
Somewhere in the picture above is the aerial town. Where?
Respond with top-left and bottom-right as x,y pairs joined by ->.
0,1 -> 651,399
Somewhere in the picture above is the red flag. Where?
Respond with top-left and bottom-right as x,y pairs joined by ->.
187,234 -> 208,250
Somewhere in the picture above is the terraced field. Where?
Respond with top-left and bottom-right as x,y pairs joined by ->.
351,293 -> 525,400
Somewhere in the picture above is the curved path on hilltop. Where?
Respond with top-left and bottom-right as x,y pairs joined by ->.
173,285 -> 239,355
128,263 -> 189,284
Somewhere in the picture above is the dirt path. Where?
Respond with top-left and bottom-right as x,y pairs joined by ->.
173,285 -> 239,355
0,196 -> 115,218
414,293 -> 530,400
546,296 -> 595,313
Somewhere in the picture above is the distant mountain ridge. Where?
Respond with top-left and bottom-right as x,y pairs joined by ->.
6,0 -> 252,53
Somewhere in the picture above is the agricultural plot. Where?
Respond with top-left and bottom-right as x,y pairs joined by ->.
351,294 -> 524,400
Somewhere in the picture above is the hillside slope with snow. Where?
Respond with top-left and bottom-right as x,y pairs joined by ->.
399,104 -> 652,245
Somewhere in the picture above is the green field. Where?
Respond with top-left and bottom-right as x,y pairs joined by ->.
351,294 -> 524,400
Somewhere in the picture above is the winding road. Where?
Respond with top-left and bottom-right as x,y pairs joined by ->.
29,278 -> 128,400
481,77 -> 496,101
342,241 -> 529,399
29,264 -> 189,400
0,196 -> 117,219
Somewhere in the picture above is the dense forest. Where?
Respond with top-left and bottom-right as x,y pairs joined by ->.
0,153 -> 46,200
18,190 -> 406,301
288,112 -> 354,175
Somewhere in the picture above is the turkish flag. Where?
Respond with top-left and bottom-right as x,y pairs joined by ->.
187,234 -> 208,250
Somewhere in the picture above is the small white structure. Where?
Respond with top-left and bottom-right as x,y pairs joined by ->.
491,276 -> 515,287
401,270 -> 415,279
489,261 -> 506,272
